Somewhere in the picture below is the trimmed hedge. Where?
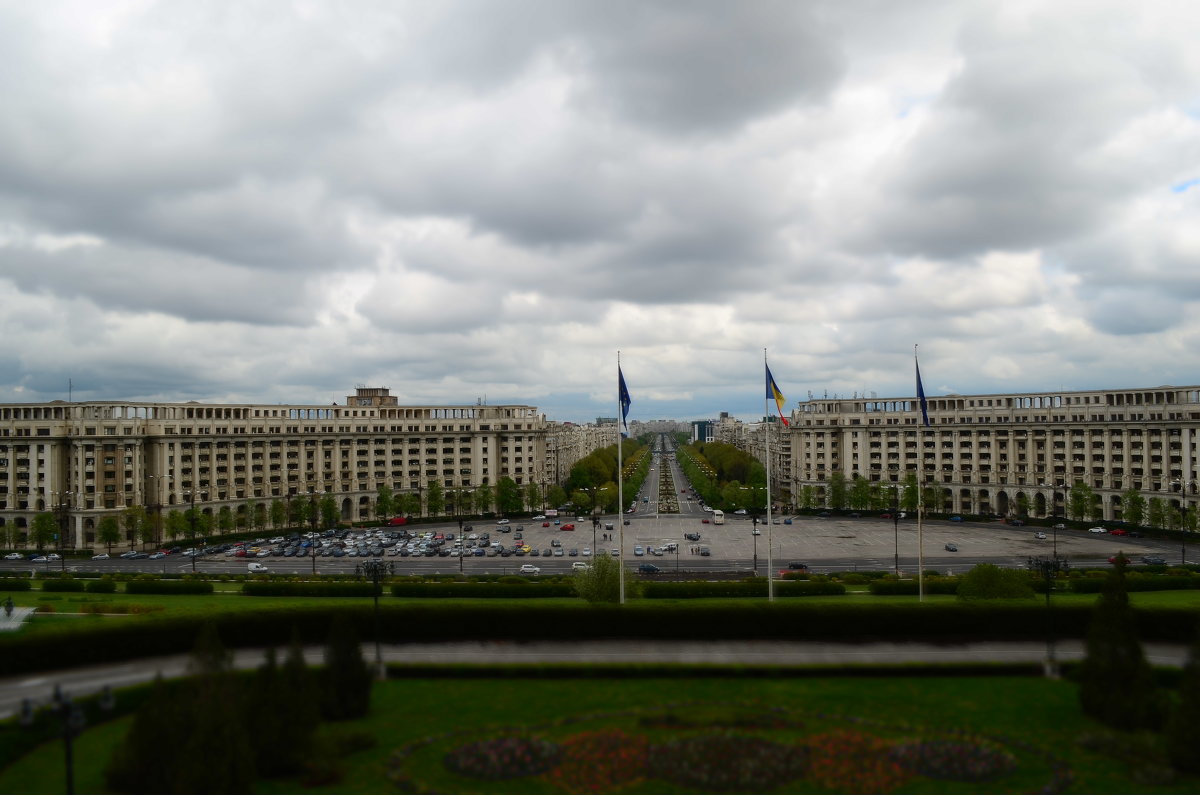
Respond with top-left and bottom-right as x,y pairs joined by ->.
0,578 -> 32,592
86,579 -> 118,593
243,581 -> 380,597
2,602 -> 1198,678
640,580 -> 847,599
868,577 -> 961,596
41,578 -> 85,592
124,580 -> 214,595
1068,574 -> 1200,594
390,582 -> 575,598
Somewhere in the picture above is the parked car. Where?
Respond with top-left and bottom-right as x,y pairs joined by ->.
1053,523 -> 1066,530
1141,556 -> 1167,565
1034,532 -> 1047,540
949,516 -> 963,522
1110,529 -> 1129,536
633,545 -> 644,556
497,518 -> 510,525
1088,527 -> 1107,534
944,543 -> 958,552
518,563 -> 540,575
3,552 -> 23,560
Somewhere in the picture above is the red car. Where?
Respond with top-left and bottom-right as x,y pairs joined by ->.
1110,529 -> 1128,536
701,519 -> 710,524
542,521 -> 550,527
561,524 -> 575,531
388,516 -> 408,526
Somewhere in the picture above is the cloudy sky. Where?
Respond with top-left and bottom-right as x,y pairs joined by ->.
1,1 -> 1198,423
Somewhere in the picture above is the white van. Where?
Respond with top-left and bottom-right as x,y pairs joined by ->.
247,562 -> 269,573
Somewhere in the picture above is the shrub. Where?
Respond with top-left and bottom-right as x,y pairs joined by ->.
125,580 -> 214,595
0,578 -> 32,592
956,564 -> 1036,601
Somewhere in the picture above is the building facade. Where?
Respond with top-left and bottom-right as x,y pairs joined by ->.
0,387 -> 567,549
726,385 -> 1200,522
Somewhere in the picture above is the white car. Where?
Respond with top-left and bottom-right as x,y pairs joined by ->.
1034,532 -> 1047,540
247,562 -> 269,573
532,515 -> 546,520
582,547 -> 592,557
518,563 -> 540,575
4,552 -> 23,560
92,553 -> 110,560
571,561 -> 589,570
1088,527 -> 1107,534
496,518 -> 510,525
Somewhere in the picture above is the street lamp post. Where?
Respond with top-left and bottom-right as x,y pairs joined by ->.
892,485 -> 901,577
751,515 -> 759,575
186,490 -> 198,573
1027,555 -> 1070,678
358,558 -> 393,680
55,491 -> 72,574
20,684 -> 113,795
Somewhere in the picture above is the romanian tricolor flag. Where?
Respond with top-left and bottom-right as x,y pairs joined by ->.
765,364 -> 789,427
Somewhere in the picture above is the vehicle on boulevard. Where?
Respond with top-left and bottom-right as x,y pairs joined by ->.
944,543 -> 958,552
518,563 -> 540,575
4,553 -> 22,560
711,510 -> 725,525
1034,532 -> 1047,539
571,561 -> 589,570
92,553 -> 110,560
1089,527 -> 1107,534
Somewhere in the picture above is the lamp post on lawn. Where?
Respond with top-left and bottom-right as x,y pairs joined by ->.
1027,554 -> 1070,678
751,515 -> 759,575
20,684 -> 113,795
891,485 -> 901,577
359,558 -> 393,680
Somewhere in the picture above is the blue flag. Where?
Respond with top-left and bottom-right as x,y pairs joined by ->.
915,357 -> 930,427
618,366 -> 631,436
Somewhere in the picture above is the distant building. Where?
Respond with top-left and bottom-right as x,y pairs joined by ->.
0,387 -> 610,549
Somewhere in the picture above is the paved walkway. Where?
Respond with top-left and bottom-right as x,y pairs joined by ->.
0,639 -> 1190,721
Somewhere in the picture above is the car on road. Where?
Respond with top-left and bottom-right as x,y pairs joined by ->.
1088,527 -> 1107,534
734,509 -> 747,515
786,562 -> 809,571
633,545 -> 644,556
571,561 -> 589,571
1141,556 -> 1167,565
949,516 -> 963,522
4,552 -> 23,560
701,518 -> 710,524
561,524 -> 575,531
944,543 -> 958,552
1009,519 -> 1025,526
91,553 -> 109,560
637,564 -> 661,574
783,518 -> 793,525
148,552 -> 166,560
1034,532 -> 1047,539
247,562 -> 269,573
684,532 -> 701,541
29,556 -> 48,562
752,528 -> 761,536
532,515 -> 546,520
518,563 -> 540,575
496,518 -> 510,525
1110,529 -> 1128,536
1108,555 -> 1131,564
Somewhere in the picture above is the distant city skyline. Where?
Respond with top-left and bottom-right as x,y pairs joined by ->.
2,3 -> 1196,423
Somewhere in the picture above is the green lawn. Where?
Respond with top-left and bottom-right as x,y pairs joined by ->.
0,675 -> 1186,794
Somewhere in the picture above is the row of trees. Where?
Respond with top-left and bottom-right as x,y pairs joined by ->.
677,442 -> 767,512
563,439 -> 650,514
3,473 -> 572,551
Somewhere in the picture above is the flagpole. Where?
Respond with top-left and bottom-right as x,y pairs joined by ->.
764,350 -> 775,602
617,352 -> 625,605
915,345 -> 925,603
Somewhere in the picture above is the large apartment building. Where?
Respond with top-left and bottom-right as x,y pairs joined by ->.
720,384 -> 1200,523
0,387 -> 600,549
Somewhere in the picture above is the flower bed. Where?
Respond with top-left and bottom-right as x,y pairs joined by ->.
387,700 -> 1068,794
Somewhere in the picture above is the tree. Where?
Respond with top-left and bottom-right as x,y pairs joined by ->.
98,516 -> 121,554
319,495 -> 338,528
573,551 -> 621,603
425,480 -> 445,516
139,512 -> 158,549
901,472 -> 919,512
524,482 -> 541,511
474,483 -> 494,515
1015,492 -> 1030,516
495,477 -> 522,515
1078,557 -> 1163,731
1121,488 -> 1145,527
269,499 -> 286,529
217,505 -> 234,533
1069,481 -> 1093,522
246,637 -> 319,778
122,505 -> 147,549
1166,624 -> 1200,774
1148,497 -> 1166,530
797,485 -> 817,510
30,512 -> 58,552
164,509 -> 187,542
848,476 -> 872,511
394,491 -> 419,518
321,615 -> 373,720
826,473 -> 847,509
956,564 -> 1036,601
105,675 -> 191,794
243,500 -> 260,531
547,484 -> 568,508
375,484 -> 394,519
